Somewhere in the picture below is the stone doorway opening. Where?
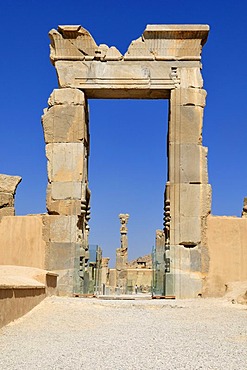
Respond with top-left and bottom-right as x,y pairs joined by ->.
88,99 -> 168,267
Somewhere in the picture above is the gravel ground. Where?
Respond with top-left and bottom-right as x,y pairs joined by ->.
0,296 -> 246,370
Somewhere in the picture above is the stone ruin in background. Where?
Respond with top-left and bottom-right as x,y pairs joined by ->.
1,24 -> 246,300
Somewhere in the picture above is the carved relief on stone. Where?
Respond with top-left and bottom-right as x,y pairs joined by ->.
163,181 -> 171,247
119,213 -> 129,234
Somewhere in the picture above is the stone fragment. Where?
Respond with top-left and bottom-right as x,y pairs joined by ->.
95,44 -> 109,60
105,46 -> 123,61
46,143 -> 85,182
124,37 -> 154,60
49,26 -> 98,63
49,29 -> 84,63
48,88 -> 85,106
0,174 -> 22,194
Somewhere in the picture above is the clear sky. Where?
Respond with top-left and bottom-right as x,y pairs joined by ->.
1,0 -> 246,265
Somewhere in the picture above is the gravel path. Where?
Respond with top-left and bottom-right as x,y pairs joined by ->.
0,296 -> 246,369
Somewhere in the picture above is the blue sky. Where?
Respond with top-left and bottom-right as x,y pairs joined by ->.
1,0 -> 246,265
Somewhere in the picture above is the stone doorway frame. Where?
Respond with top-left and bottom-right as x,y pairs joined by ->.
42,24 -> 211,298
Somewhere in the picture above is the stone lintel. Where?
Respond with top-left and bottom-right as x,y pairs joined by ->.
144,25 -> 209,45
54,60 -> 201,95
50,24 -> 209,65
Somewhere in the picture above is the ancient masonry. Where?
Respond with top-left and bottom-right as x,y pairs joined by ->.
40,24 -> 212,298
0,175 -> 21,219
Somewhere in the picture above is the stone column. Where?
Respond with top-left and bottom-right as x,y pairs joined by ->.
166,75 -> 212,298
116,213 -> 129,293
153,230 -> 166,296
41,88 -> 90,295
101,257 -> 110,294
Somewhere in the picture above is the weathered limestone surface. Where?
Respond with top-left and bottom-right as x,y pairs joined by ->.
42,105 -> 87,143
0,174 -> 22,194
0,215 -> 46,268
42,214 -> 82,295
46,143 -> 85,182
0,174 -> 21,218
204,216 -> 247,297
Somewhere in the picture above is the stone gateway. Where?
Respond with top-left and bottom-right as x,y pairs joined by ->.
42,24 -> 211,298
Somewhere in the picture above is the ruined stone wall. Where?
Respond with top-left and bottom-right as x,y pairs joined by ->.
0,215 -> 46,268
203,215 -> 247,297
0,174 -> 21,218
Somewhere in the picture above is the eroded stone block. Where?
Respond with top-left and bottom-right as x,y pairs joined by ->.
50,181 -> 82,200
42,105 -> 87,143
0,174 -> 22,194
42,215 -> 81,243
169,143 -> 208,184
180,216 -> 201,244
179,88 -> 206,107
45,242 -> 80,270
48,88 -> 85,106
169,105 -> 204,144
47,199 -> 82,216
178,271 -> 202,298
46,143 -> 85,182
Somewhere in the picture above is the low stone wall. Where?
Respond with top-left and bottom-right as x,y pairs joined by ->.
0,266 -> 57,328
204,215 -> 247,296
0,287 -> 46,328
0,215 -> 46,269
